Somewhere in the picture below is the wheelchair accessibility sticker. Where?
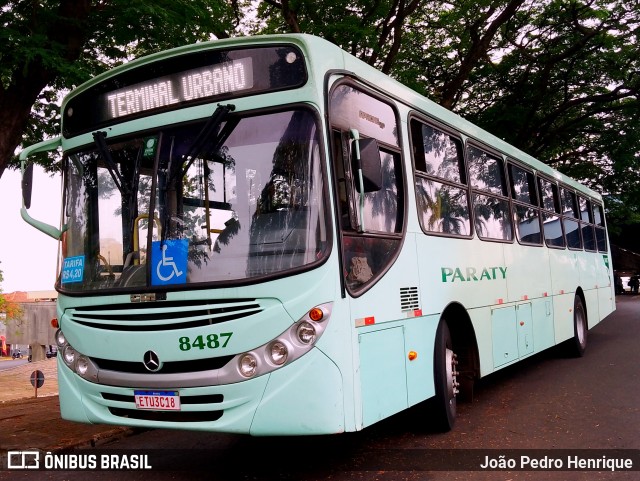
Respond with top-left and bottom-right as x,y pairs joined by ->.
151,239 -> 188,285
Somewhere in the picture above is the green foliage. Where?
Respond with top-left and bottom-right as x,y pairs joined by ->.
255,0 -> 423,72
2,0 -> 639,237
255,0 -> 640,235
1,0 -> 240,174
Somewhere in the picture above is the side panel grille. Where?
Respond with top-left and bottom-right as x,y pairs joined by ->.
400,287 -> 420,312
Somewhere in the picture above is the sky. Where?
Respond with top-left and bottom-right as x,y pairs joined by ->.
0,167 -> 61,293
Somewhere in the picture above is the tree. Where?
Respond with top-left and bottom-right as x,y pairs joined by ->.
3,1 -> 639,235
254,0 -> 425,74
0,0 -> 240,178
255,0 -> 640,232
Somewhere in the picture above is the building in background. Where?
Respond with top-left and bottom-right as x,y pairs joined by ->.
1,291 -> 57,360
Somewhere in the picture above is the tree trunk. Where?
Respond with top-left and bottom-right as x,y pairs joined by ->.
0,75 -> 51,178
0,0 -> 92,179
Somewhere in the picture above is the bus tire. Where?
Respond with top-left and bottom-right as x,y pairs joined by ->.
432,321 -> 458,431
568,295 -> 588,357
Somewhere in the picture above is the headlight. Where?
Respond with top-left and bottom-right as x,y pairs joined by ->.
239,353 -> 258,377
268,341 -> 288,365
55,329 -> 67,348
63,345 -> 77,367
230,303 -> 332,382
54,334 -> 97,381
76,355 -> 90,376
296,321 -> 316,344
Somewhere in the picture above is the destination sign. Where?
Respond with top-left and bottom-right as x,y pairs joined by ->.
104,58 -> 254,120
62,45 -> 307,137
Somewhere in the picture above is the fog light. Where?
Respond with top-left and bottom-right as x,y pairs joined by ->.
55,329 -> 66,348
239,353 -> 258,377
297,321 -> 316,344
63,345 -> 77,366
268,341 -> 288,365
76,355 -> 90,376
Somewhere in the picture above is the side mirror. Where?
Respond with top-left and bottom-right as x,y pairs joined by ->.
22,162 -> 34,209
18,136 -> 63,240
351,137 -> 382,193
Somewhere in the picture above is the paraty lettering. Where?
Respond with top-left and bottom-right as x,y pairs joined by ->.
441,266 -> 508,283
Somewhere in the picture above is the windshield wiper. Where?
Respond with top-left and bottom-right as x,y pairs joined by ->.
93,129 -> 143,227
177,103 -> 237,179
161,103 -> 238,244
93,130 -> 126,194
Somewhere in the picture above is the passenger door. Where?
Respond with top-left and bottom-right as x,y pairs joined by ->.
329,80 -> 413,427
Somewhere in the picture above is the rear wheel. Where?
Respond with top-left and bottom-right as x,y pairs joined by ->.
432,321 -> 458,431
568,296 -> 588,357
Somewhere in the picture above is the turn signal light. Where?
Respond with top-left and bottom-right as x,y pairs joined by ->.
408,351 -> 418,361
51,318 -> 59,328
309,307 -> 324,322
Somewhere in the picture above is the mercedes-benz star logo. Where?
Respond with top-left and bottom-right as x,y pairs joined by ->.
143,350 -> 162,372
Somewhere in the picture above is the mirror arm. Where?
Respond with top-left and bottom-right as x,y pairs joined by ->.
18,136 -> 62,163
20,207 -> 63,240
19,136 -> 63,240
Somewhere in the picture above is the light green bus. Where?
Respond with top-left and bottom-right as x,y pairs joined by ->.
20,34 -> 614,434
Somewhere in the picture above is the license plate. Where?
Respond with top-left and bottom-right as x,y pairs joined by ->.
134,390 -> 181,411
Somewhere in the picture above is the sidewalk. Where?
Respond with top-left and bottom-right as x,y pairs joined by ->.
0,359 -> 134,452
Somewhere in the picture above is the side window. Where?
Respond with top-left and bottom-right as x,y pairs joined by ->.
509,163 -> 541,245
411,119 -> 470,236
579,195 -> 596,251
468,145 -> 512,241
361,149 -> 402,233
538,177 -> 565,248
593,202 -> 607,252
329,83 -> 404,294
560,187 -> 582,249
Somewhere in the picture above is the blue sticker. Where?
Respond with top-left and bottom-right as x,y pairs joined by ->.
61,255 -> 85,284
151,239 -> 188,285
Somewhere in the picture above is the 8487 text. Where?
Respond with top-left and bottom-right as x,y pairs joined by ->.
178,332 -> 233,351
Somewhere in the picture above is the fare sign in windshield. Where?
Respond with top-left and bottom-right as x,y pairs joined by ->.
104,58 -> 254,120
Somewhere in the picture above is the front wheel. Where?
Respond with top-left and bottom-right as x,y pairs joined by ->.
432,321 -> 458,431
568,296 -> 588,357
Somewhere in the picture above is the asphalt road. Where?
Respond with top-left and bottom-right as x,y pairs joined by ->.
0,359 -> 29,371
9,295 -> 640,481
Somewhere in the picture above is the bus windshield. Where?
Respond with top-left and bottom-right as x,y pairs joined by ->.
60,108 -> 328,292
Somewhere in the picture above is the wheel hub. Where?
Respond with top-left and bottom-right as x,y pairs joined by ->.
445,348 -> 460,401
